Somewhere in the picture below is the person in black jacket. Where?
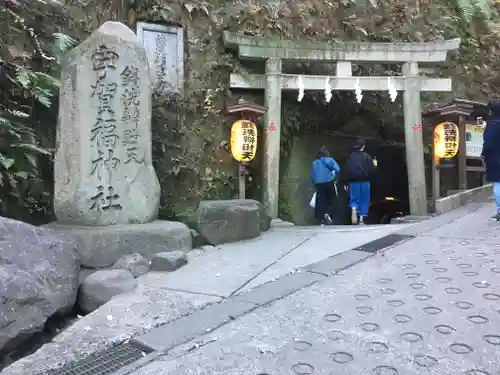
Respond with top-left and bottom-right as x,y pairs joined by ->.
481,100 -> 500,221
345,138 -> 376,225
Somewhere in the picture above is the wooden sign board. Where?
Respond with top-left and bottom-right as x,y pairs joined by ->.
136,23 -> 184,93
464,123 -> 484,158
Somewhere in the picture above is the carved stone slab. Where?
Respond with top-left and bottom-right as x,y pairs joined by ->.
55,21 -> 160,226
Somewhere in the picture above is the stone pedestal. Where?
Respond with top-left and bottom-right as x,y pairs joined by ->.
55,21 -> 160,226
45,221 -> 192,268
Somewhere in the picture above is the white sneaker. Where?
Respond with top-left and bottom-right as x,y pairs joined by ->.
324,213 -> 333,225
351,207 -> 358,225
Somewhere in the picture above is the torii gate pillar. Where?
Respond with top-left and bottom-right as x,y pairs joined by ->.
403,61 -> 428,216
263,58 -> 282,218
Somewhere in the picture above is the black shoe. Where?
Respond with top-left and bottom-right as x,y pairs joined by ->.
489,213 -> 500,221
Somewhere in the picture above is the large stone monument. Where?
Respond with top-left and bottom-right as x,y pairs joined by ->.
55,21 -> 160,225
49,22 -> 191,268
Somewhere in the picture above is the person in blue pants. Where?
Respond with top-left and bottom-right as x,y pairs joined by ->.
481,100 -> 500,221
344,138 -> 376,225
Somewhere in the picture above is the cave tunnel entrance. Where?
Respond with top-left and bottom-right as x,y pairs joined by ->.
278,89 -> 410,226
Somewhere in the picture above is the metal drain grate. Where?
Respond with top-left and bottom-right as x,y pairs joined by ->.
45,342 -> 150,375
352,233 -> 414,253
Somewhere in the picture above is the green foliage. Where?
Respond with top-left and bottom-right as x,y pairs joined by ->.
151,85 -> 238,221
455,0 -> 495,22
169,202 -> 198,228
0,0 -> 75,222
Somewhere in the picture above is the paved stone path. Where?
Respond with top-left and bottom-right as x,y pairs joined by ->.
2,216 -> 408,375
131,202 -> 500,375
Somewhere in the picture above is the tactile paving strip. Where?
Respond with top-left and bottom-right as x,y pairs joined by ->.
43,342 -> 150,375
144,234 -> 500,375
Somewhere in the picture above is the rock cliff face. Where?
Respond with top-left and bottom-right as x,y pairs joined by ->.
59,0 -> 500,222
0,217 -> 80,361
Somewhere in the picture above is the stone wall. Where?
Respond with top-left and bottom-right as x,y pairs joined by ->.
435,184 -> 493,214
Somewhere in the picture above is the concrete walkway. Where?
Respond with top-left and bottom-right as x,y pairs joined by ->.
1,218 -> 409,375
139,223 -> 411,298
128,201 -> 500,375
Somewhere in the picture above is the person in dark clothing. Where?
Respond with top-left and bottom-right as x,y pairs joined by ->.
345,138 -> 376,225
481,100 -> 500,221
311,145 -> 340,225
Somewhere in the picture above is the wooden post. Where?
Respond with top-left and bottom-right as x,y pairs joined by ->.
239,163 -> 246,199
457,115 -> 467,190
431,147 -> 440,212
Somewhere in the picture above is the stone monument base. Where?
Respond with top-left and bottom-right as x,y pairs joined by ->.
44,220 -> 192,268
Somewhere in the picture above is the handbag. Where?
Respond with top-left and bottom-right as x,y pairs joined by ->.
309,192 -> 316,208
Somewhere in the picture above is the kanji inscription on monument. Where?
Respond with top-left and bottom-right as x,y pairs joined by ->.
120,66 -> 145,164
55,21 -> 160,226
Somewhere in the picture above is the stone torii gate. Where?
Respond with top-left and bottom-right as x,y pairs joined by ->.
224,32 -> 460,219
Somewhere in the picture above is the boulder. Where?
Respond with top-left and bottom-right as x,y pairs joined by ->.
0,216 -> 80,355
78,270 -> 137,313
78,268 -> 96,286
252,200 -> 272,231
44,220 -> 192,268
111,253 -> 149,278
150,251 -> 188,272
190,229 -> 207,248
196,200 -> 262,245
213,199 -> 271,231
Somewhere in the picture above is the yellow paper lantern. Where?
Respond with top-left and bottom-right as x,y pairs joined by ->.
434,121 -> 459,159
230,120 -> 258,162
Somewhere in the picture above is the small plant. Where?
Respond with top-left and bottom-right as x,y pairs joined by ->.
0,0 -> 76,222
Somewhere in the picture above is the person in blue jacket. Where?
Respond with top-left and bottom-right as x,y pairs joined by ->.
481,100 -> 500,221
311,145 -> 340,225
